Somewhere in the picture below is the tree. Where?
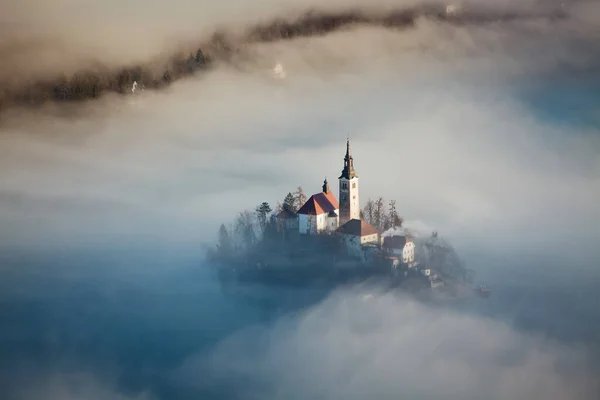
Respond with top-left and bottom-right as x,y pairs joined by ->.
362,198 -> 375,225
263,214 -> 279,240
217,224 -> 232,256
373,197 -> 385,230
234,210 -> 257,249
388,200 -> 403,228
382,214 -> 392,231
255,202 -> 273,234
283,192 -> 297,212
195,48 -> 208,65
274,201 -> 283,214
294,186 -> 307,210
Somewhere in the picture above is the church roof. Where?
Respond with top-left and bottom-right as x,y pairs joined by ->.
323,189 -> 339,209
337,219 -> 380,237
297,192 -> 337,215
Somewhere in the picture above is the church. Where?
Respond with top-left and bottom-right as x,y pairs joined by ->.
278,139 -> 380,246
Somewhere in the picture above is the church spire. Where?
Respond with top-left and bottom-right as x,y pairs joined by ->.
322,178 -> 330,193
339,137 -> 357,179
345,137 -> 351,160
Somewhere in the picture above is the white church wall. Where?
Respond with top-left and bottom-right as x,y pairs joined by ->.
300,213 -> 331,234
327,216 -> 338,232
298,214 -> 315,235
316,214 -> 327,232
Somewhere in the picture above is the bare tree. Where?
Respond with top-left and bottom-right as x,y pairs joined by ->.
362,198 -> 375,225
274,201 -> 283,214
294,186 -> 307,210
382,214 -> 392,231
388,200 -> 403,228
234,210 -> 257,249
373,197 -> 385,230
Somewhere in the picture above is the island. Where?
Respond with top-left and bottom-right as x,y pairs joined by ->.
207,139 -> 476,298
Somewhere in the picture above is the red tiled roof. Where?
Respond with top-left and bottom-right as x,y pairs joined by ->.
337,219 -> 380,237
297,192 -> 337,215
323,190 -> 339,209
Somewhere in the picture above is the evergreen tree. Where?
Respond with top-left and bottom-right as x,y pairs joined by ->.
263,214 -> 278,240
255,202 -> 272,234
283,192 -> 297,212
294,186 -> 307,210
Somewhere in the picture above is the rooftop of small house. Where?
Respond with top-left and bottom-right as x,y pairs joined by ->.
277,208 -> 297,219
382,235 -> 407,250
336,219 -> 380,237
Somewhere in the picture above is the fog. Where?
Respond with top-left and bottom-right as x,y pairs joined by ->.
186,289 -> 599,400
1,0 -> 599,399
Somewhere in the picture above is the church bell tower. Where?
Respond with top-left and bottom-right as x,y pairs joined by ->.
338,138 -> 360,224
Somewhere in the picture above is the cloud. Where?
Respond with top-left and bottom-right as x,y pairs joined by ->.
1,0 -> 599,110
181,288 -> 600,400
0,2 -> 598,258
4,371 -> 153,400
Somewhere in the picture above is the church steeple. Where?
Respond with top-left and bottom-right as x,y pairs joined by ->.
322,178 -> 330,193
339,137 -> 357,180
338,138 -> 360,224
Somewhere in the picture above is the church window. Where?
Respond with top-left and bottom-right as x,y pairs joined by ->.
353,196 -> 356,199
352,182 -> 356,188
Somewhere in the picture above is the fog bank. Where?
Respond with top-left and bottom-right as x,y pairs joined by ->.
1,0 -> 598,110
184,289 -> 600,400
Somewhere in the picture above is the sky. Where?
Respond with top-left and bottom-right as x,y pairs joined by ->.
1,0 -> 599,399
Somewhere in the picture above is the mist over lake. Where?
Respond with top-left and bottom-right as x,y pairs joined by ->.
1,0 -> 600,399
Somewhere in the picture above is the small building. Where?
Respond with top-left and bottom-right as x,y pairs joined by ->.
381,235 -> 407,257
336,219 -> 380,259
297,179 -> 339,235
276,207 -> 298,232
402,236 -> 417,268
